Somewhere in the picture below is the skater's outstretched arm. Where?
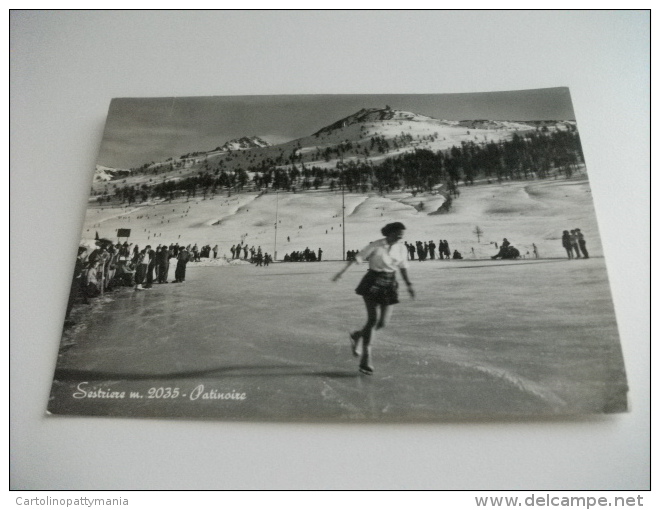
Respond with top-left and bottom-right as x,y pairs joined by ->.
400,268 -> 414,299
332,260 -> 355,281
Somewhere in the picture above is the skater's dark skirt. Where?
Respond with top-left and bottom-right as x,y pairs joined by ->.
355,270 -> 399,305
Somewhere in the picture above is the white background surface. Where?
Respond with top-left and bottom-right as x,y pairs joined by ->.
10,10 -> 650,489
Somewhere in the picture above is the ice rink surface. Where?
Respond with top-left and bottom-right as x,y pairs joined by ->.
49,257 -> 627,421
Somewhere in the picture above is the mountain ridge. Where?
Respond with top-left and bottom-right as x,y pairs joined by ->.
94,107 -> 575,190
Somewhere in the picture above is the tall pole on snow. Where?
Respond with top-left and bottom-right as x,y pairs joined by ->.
340,159 -> 346,261
342,181 -> 345,261
274,190 -> 279,261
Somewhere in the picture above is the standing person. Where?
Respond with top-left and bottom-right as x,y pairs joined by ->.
532,243 -> 539,259
332,222 -> 415,375
407,242 -> 415,261
119,242 -> 130,260
134,248 -> 148,290
569,230 -> 581,258
576,229 -> 589,258
416,241 -> 423,262
562,230 -> 573,259
143,245 -> 155,288
429,240 -> 436,260
318,248 -> 323,261
213,245 -> 218,259
443,240 -> 451,259
131,244 -> 140,264
89,240 -> 112,291
105,244 -> 118,291
174,246 -> 190,283
156,245 -> 170,283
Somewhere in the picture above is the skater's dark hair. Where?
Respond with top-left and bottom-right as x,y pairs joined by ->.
381,222 -> 406,236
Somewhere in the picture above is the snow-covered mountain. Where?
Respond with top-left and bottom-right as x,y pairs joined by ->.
313,106 -> 442,136
93,107 -> 573,190
454,119 -> 542,130
94,165 -> 131,182
214,136 -> 271,152
278,107 -> 546,171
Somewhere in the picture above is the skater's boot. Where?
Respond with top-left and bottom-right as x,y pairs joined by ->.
359,345 -> 373,375
349,331 -> 362,357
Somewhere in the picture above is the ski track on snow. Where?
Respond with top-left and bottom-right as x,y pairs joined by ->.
211,194 -> 261,226
345,196 -> 370,217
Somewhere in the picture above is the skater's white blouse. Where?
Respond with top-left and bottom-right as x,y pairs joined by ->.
355,239 -> 409,272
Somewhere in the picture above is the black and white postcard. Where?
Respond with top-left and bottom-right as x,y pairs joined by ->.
47,88 -> 628,421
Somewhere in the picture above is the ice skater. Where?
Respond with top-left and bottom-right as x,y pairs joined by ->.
332,222 -> 414,375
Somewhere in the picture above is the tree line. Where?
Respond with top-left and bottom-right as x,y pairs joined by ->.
97,128 -> 584,204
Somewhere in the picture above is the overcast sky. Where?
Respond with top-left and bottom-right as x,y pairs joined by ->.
97,87 -> 575,169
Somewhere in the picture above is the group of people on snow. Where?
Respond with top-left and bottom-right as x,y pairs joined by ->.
404,240 -> 455,261
65,239 -> 209,322
561,229 -> 589,259
283,247 -> 323,262
230,242 -> 273,266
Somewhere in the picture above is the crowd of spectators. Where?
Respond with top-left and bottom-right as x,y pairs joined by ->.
64,238 -> 216,323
